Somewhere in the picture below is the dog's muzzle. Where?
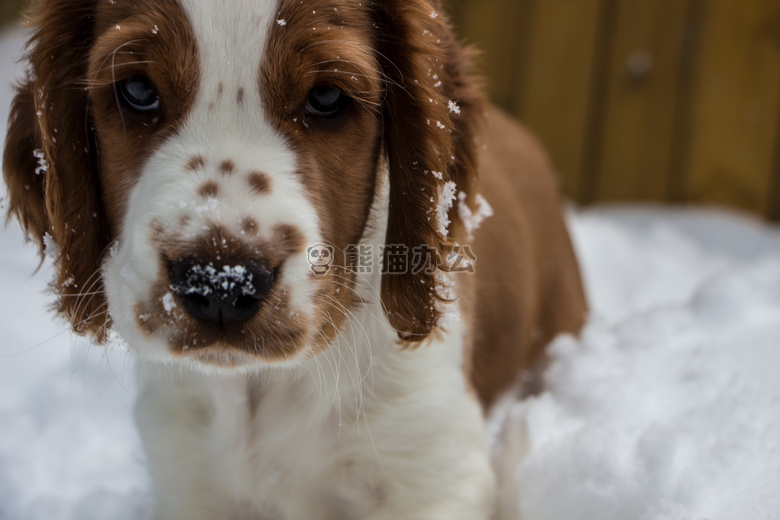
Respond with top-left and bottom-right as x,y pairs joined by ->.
168,257 -> 275,326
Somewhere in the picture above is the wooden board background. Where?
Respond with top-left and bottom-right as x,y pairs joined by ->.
447,0 -> 780,221
0,0 -> 25,28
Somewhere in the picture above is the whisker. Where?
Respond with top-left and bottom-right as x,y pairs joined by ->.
315,294 -> 373,382
325,271 -> 397,330
70,267 -> 107,323
0,327 -> 72,358
311,303 -> 381,459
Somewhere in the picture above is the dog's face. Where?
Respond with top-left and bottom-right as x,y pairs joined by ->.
3,0 -> 482,371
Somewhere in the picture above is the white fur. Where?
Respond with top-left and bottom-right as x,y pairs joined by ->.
102,1 -> 497,518
135,169 -> 495,519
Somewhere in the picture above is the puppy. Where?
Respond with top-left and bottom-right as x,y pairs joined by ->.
3,0 -> 587,518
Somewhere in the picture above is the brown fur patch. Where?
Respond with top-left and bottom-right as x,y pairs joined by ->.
186,155 -> 206,172
241,217 -> 259,236
150,218 -> 166,240
273,224 -> 305,256
247,171 -> 271,195
3,85 -> 48,245
467,108 -> 588,409
237,87 -> 245,104
198,180 -> 220,198
219,160 -> 236,175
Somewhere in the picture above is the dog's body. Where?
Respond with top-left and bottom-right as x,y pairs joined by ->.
3,0 -> 586,518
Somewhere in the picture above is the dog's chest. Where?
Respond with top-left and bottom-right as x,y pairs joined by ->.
201,378 -> 392,520
134,317 -> 493,520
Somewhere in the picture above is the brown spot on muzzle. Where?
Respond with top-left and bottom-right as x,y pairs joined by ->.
186,155 -> 206,172
198,180 -> 220,198
241,217 -> 259,235
247,171 -> 271,195
219,160 -> 236,175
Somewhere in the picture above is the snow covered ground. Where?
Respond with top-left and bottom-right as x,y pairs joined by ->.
2,27 -> 779,520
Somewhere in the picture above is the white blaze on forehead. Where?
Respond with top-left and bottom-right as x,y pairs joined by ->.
174,0 -> 301,214
178,0 -> 277,135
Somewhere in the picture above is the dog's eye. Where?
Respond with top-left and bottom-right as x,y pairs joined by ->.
117,76 -> 160,112
305,86 -> 350,118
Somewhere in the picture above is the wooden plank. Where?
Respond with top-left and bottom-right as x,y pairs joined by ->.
683,0 -> 780,217
594,0 -> 691,202
771,106 -> 780,221
518,0 -> 606,201
448,0 -> 530,112
0,0 -> 25,27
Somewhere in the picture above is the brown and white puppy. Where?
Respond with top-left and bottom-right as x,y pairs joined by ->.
3,0 -> 587,518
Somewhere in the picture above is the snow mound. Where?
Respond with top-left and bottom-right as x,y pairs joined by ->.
490,252 -> 780,520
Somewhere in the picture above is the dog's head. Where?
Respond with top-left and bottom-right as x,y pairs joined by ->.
3,0 -> 483,370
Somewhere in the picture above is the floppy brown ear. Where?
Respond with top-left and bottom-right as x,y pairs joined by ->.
372,0 -> 484,342
4,82 -> 49,245
3,0 -> 112,341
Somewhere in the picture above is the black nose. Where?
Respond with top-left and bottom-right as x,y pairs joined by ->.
168,258 -> 274,326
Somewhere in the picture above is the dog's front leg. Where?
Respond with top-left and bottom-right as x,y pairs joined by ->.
134,365 -> 224,520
